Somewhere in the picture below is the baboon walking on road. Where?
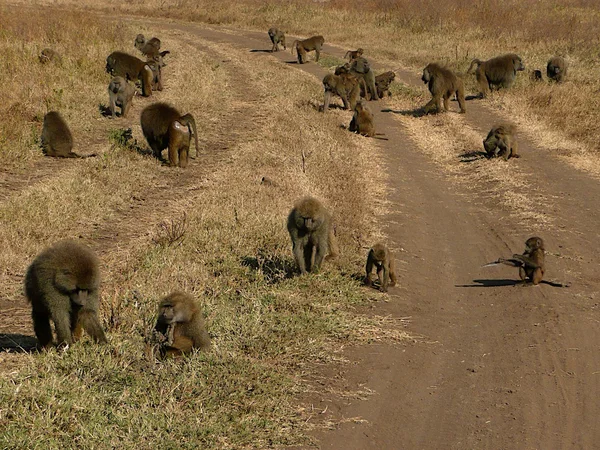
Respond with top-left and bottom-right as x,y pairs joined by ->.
291,35 -> 324,64
268,27 -> 286,52
364,243 -> 398,293
421,63 -> 466,114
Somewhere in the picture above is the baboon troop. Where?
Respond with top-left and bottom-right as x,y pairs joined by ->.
364,244 -> 398,293
547,56 -> 568,83
153,291 -> 211,358
344,48 -> 363,61
489,237 -> 546,285
39,48 -> 61,64
375,71 -> 396,99
341,57 -> 378,101
268,27 -> 286,52
287,197 -> 338,274
322,72 -> 362,112
40,111 -> 93,158
421,63 -> 466,114
291,35 -> 324,64
25,240 -> 107,348
349,101 -> 376,137
467,53 -> 525,97
108,76 -> 136,118
483,124 -> 519,160
106,51 -> 154,97
140,102 -> 199,168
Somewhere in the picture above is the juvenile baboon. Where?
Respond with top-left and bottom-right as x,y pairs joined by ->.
287,196 -> 338,274
547,56 -> 568,83
106,51 -> 153,97
146,56 -> 164,91
467,53 -> 525,98
364,243 -> 398,293
421,63 -> 466,114
41,111 -> 94,158
291,35 -> 325,64
530,69 -> 543,82
483,124 -> 519,160
375,71 -> 396,98
39,48 -> 61,64
140,102 -> 199,168
268,27 -> 286,52
488,237 -> 545,285
349,101 -> 376,137
24,240 -> 107,348
154,291 -> 211,358
344,48 -> 364,61
134,34 -> 166,58
322,72 -> 361,112
108,76 -> 135,118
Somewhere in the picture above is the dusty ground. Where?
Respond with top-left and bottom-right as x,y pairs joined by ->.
2,12 -> 599,450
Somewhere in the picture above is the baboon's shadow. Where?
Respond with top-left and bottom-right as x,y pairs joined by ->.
241,254 -> 295,284
381,107 -> 427,118
459,150 -> 488,163
0,334 -> 38,353
455,279 -> 521,288
249,49 -> 273,53
466,94 -> 483,101
98,103 -> 114,118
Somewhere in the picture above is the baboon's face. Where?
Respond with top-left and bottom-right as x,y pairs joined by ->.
525,237 -> 544,252
421,69 -> 430,84
514,57 -> 525,71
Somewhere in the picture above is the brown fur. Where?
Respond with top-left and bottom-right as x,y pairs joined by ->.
41,112 -> 95,158
343,57 -> 378,101
547,56 -> 568,83
106,51 -> 153,97
291,35 -> 325,64
108,76 -> 135,119
496,237 -> 545,285
375,71 -> 396,98
39,48 -> 61,64
421,63 -> 466,114
364,243 -> 398,293
268,27 -> 286,52
344,48 -> 364,61
134,34 -> 167,59
322,72 -> 362,112
349,101 -> 376,137
483,124 -> 520,160
467,53 -> 525,97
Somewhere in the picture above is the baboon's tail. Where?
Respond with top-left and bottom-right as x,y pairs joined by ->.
179,114 -> 199,158
326,225 -> 339,260
467,59 -> 482,74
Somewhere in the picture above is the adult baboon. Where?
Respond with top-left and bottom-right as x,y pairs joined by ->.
483,124 -> 519,160
349,101 -> 376,137
106,51 -> 153,97
291,35 -> 324,64
153,291 -> 211,358
268,27 -> 286,52
24,240 -> 107,348
530,69 -> 543,82
336,57 -> 378,101
140,102 -> 199,168
41,111 -> 94,158
322,72 -> 361,112
364,243 -> 398,293
287,196 -> 338,274
108,76 -> 135,119
467,53 -> 525,98
487,237 -> 545,285
421,63 -> 466,114
344,48 -> 363,61
547,56 -> 568,83
39,48 -> 61,64
375,71 -> 396,99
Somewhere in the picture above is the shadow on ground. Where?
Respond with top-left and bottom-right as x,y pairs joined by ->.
0,333 -> 38,353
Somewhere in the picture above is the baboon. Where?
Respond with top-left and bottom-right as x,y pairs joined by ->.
530,69 -> 543,82
287,196 -> 338,274
268,27 -> 286,52
467,53 -> 525,98
364,243 -> 398,293
140,102 -> 199,168
39,48 -> 61,64
547,56 -> 568,83
134,34 -> 168,59
24,240 -> 107,348
322,72 -> 361,112
154,291 -> 211,358
41,111 -> 94,158
488,237 -> 545,285
344,48 -> 363,61
291,35 -> 324,64
108,76 -> 135,118
106,51 -> 153,97
336,57 -> 378,101
375,71 -> 396,99
483,124 -> 519,160
349,101 -> 376,137
146,56 -> 164,91
421,63 -> 466,114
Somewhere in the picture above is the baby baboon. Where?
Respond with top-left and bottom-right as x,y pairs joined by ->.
322,72 -> 361,112
344,48 -> 364,61
487,237 -> 545,285
375,71 -> 396,99
530,69 -> 543,82
483,124 -> 519,160
108,76 -> 135,119
421,63 -> 466,114
287,196 -> 338,274
364,243 -> 398,293
140,102 -> 199,168
291,35 -> 325,64
467,53 -> 525,98
41,111 -> 93,158
268,27 -> 286,52
24,240 -> 107,348
154,291 -> 211,358
106,51 -> 153,97
39,48 -> 61,64
547,56 -> 568,83
349,101 -> 376,137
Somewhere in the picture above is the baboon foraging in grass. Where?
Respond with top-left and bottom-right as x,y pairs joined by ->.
349,101 -> 376,137
547,56 -> 568,83
154,291 -> 211,358
487,237 -> 545,285
25,240 -> 107,348
483,124 -> 519,160
421,63 -> 466,114
140,102 -> 199,168
375,71 -> 396,99
39,48 -> 61,64
344,48 -> 363,61
268,27 -> 286,52
41,111 -> 94,158
108,76 -> 135,118
287,197 -> 338,274
106,51 -> 153,97
364,243 -> 398,293
291,35 -> 325,64
322,72 -> 361,112
467,53 -> 525,98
